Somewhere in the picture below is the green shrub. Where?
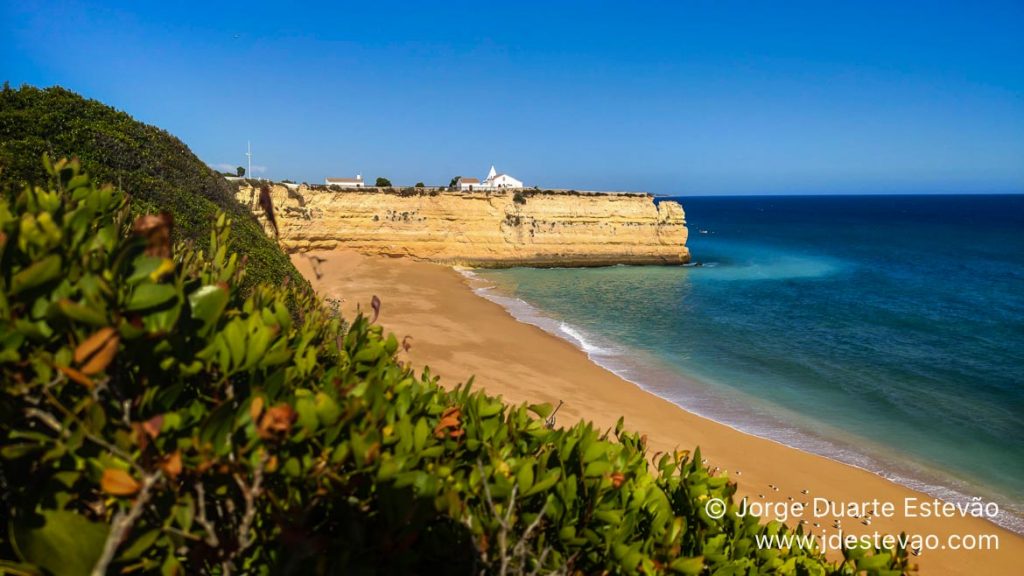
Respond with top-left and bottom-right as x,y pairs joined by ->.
0,160 -> 911,575
375,177 -> 392,187
0,84 -> 303,293
513,191 -> 527,205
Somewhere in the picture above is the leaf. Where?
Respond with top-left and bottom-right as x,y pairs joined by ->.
101,468 -> 140,496
74,327 -> 119,375
258,404 -> 296,439
74,327 -> 115,365
161,451 -> 182,478
669,556 -> 704,574
522,468 -> 561,496
188,284 -> 229,331
58,365 -> 94,389
126,283 -> 177,311
856,553 -> 895,571
515,461 -> 535,493
413,417 -> 429,453
200,402 -> 236,455
121,528 -> 161,560
584,460 -> 613,478
10,254 -> 62,295
370,294 -> 381,323
528,403 -> 553,418
12,509 -> 109,576
582,440 -> 608,464
313,392 -> 341,425
249,396 -> 265,422
81,334 -> 118,375
433,407 -> 462,439
142,414 -> 164,438
294,393 -> 319,436
56,298 -> 107,326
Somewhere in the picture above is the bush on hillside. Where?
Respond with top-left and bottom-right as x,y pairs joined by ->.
0,84 -> 303,292
0,160 -> 912,575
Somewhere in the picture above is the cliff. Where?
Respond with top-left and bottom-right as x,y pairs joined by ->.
235,184 -> 689,267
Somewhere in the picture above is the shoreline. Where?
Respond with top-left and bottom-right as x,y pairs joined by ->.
292,249 -> 1024,574
461,269 -> 1024,538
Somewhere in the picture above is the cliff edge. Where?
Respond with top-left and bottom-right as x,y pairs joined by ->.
236,184 -> 690,267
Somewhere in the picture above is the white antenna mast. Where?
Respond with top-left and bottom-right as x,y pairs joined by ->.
246,141 -> 252,179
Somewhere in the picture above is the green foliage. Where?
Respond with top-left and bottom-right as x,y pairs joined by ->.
415,182 -> 425,188
449,176 -> 460,188
513,191 -> 527,205
0,84 -> 303,293
236,166 -> 245,177
375,177 -> 392,187
0,160 -> 913,575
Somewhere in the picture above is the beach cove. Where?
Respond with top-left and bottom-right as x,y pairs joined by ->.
293,249 -> 1024,575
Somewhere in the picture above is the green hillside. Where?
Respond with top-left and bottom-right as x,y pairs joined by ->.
0,84 -> 302,291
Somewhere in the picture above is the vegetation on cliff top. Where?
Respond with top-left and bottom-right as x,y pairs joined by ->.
0,84 -> 303,291
0,158 -> 911,575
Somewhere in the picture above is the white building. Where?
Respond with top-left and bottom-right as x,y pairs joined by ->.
325,175 -> 364,188
455,176 -> 480,190
482,165 -> 523,189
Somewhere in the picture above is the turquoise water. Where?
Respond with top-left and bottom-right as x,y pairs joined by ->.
472,195 -> 1024,533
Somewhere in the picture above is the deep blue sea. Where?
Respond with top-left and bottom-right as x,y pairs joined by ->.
471,195 -> 1024,534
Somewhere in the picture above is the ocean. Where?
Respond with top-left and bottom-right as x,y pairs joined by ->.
470,194 -> 1024,534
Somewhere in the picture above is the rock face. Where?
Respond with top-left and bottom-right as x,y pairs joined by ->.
236,184 -> 689,267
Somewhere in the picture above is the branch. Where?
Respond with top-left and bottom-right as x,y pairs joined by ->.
232,453 -> 268,555
91,470 -> 161,576
195,483 -> 220,548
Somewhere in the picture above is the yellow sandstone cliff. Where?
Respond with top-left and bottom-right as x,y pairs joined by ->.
235,184 -> 689,267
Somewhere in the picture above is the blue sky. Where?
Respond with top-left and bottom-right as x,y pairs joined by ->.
3,1 -> 1023,195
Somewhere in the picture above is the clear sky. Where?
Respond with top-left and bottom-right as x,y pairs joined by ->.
3,1 -> 1023,195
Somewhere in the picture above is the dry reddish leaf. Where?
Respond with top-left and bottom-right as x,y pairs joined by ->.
250,396 -> 265,422
74,327 -> 119,376
132,212 -> 173,258
142,414 -> 164,439
401,335 -> 413,352
370,295 -> 381,323
610,472 -> 626,489
101,468 -> 141,496
258,404 -> 296,439
433,407 -> 463,439
161,451 -> 182,478
73,327 -> 116,365
131,422 -> 149,452
365,442 -> 380,464
81,335 -> 118,375
58,365 -> 94,388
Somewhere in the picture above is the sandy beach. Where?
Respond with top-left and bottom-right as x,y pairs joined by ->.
292,249 -> 1024,575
